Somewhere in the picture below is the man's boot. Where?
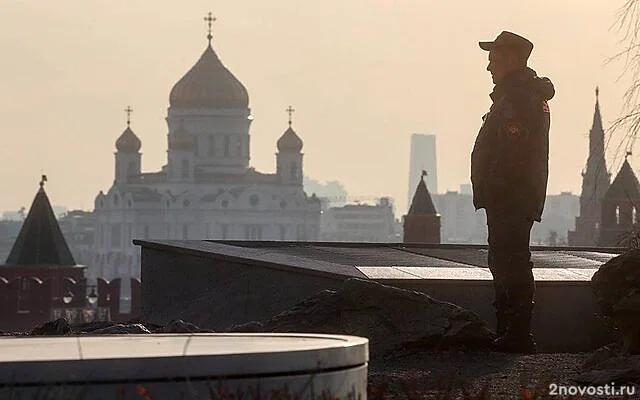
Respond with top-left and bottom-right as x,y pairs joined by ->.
492,303 -> 536,354
495,310 -> 507,337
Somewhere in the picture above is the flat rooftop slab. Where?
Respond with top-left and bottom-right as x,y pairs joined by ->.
0,334 -> 368,399
134,240 -> 625,352
134,240 -> 622,283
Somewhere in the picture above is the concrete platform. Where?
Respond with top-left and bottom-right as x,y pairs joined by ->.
0,333 -> 368,399
135,240 -> 624,352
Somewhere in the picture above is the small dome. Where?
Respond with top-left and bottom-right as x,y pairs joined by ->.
277,127 -> 303,152
169,45 -> 249,109
116,127 -> 141,153
168,125 -> 197,151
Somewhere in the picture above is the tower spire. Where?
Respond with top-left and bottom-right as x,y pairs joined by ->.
204,12 -> 216,44
124,105 -> 133,128
286,105 -> 295,127
39,174 -> 47,189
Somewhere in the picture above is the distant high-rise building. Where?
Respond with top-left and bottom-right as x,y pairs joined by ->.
407,134 -> 437,212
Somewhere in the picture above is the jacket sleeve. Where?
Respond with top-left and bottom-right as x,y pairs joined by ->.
490,96 -> 540,189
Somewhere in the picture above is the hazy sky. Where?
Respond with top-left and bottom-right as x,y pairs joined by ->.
0,1 -> 636,216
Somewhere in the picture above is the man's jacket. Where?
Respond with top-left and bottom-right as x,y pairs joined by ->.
471,67 -> 555,222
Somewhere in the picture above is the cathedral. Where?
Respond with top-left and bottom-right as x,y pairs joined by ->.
92,18 -> 321,279
569,88 -> 640,247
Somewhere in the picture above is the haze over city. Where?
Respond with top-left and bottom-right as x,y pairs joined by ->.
0,0 -> 635,215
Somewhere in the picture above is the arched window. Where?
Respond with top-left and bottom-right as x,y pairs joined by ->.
127,160 -> 136,178
208,135 -> 215,156
181,158 -> 190,178
250,194 -> 260,207
616,205 -> 621,225
224,135 -> 230,157
290,162 -> 298,179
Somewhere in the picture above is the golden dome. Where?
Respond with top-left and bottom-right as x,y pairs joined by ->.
277,127 -> 303,153
169,44 -> 249,109
115,127 -> 141,153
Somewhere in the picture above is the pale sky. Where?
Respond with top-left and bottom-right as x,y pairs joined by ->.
0,1 -> 636,216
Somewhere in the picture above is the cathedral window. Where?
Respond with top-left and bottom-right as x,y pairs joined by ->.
208,135 -> 215,156
127,161 -> 136,179
113,194 -> 119,206
616,206 -> 621,225
290,162 -> 298,180
221,199 -> 229,209
296,224 -> 306,240
244,224 -> 263,240
236,137 -> 242,157
224,135 -> 230,157
221,224 -> 229,239
250,194 -> 260,207
111,223 -> 122,248
183,199 -> 190,207
183,224 -> 188,239
181,159 -> 190,179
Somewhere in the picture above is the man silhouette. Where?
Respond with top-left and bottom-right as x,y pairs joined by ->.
471,31 -> 555,353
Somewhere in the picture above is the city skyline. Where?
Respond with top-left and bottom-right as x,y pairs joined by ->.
1,1 -> 636,217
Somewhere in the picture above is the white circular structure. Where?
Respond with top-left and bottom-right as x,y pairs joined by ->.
0,333 -> 369,399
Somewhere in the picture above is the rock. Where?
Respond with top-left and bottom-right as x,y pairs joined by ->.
591,249 -> 640,354
575,354 -> 640,385
125,318 -> 163,332
31,318 -> 71,336
154,320 -> 213,333
90,323 -> 151,334
225,321 -> 265,333
582,343 -> 622,370
71,321 -> 115,334
258,278 -> 494,358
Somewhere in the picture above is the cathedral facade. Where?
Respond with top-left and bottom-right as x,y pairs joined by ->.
92,29 -> 321,279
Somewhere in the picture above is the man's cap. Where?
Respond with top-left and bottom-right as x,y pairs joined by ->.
479,31 -> 533,58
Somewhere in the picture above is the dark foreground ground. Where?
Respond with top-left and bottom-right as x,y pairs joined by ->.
367,350 -> 634,399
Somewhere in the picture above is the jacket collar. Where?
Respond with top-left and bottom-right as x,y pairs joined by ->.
489,67 -> 537,102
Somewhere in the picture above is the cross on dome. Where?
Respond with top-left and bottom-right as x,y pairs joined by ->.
286,105 -> 295,126
204,12 -> 216,43
124,105 -> 133,127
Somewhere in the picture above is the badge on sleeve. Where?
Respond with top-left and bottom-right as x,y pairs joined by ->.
505,121 -> 521,137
